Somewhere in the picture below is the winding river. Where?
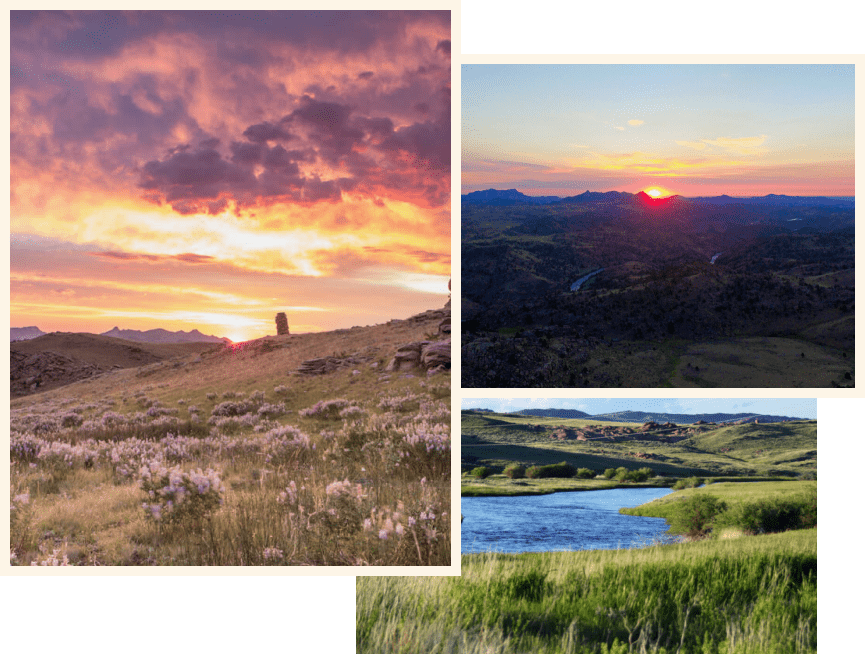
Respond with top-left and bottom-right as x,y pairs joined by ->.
570,268 -> 605,291
710,252 -> 722,264
462,487 -> 677,554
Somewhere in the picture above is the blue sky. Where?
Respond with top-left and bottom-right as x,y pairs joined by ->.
460,398 -> 817,420
462,64 -> 854,197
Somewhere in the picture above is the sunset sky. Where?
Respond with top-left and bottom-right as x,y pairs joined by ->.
462,64 -> 854,198
11,11 -> 451,341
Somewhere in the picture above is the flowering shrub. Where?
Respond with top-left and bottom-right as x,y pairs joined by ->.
299,399 -> 353,419
339,405 -> 366,420
138,462 -> 225,526
277,481 -> 298,506
257,402 -> 287,419
262,425 -> 312,466
263,546 -> 284,562
10,364 -> 451,566
10,488 -> 34,560
317,478 -> 366,538
325,478 -> 364,501
30,540 -> 70,566
378,392 -> 423,413
211,400 -> 257,418
61,412 -> 84,428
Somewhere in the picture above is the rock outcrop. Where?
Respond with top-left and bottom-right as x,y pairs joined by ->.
385,339 -> 451,375
297,355 -> 362,375
11,350 -> 104,397
275,312 -> 289,336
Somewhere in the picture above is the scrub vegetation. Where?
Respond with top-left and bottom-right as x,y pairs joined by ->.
10,314 -> 451,566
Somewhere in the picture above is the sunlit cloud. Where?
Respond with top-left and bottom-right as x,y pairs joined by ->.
627,119 -> 644,126
10,11 -> 451,339
699,135 -> 767,155
675,140 -> 708,150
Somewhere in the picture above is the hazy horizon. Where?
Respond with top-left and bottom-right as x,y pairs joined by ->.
11,11 -> 451,342
461,398 -> 817,420
464,186 -> 855,199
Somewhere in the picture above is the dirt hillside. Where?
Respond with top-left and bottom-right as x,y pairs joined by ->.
10,304 -> 450,402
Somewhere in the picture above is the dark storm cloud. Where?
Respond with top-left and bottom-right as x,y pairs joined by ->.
139,82 -> 450,213
11,10 -> 450,58
242,122 -> 295,144
140,143 -> 256,201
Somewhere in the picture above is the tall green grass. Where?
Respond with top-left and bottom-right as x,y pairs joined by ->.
357,530 -> 816,653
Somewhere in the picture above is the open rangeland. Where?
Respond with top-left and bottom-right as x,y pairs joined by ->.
10,308 -> 451,566
461,410 -> 816,497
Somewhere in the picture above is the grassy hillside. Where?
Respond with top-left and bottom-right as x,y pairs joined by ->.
10,309 -> 451,566
462,411 -> 816,496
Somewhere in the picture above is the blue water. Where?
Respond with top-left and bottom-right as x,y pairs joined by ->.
570,268 -> 604,291
462,487 -> 678,554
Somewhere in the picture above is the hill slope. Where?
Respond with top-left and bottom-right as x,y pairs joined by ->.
101,327 -> 230,344
11,305 -> 451,402
515,409 -> 801,424
462,410 -> 816,480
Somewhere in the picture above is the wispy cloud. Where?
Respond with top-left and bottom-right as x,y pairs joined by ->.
699,135 -> 767,155
677,135 -> 768,156
627,119 -> 644,126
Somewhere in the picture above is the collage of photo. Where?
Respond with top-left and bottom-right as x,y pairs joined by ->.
6,7 -> 858,654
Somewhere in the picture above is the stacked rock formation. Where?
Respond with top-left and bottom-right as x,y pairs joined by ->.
275,312 -> 289,336
384,339 -> 450,375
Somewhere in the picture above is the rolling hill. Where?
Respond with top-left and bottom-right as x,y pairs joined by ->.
513,409 -> 800,424
461,409 -> 816,483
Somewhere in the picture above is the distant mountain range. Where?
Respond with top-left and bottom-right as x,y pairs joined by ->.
462,188 -> 854,209
11,326 -> 229,344
461,188 -> 563,205
101,327 -> 230,344
10,326 -> 46,341
464,408 -> 805,424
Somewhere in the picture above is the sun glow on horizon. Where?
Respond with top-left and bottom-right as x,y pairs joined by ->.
645,186 -> 674,198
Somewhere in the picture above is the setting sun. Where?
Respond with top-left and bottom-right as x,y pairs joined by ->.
645,186 -> 674,198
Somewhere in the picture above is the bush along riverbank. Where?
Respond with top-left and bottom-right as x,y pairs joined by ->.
462,465 -> 803,497
620,480 -> 816,539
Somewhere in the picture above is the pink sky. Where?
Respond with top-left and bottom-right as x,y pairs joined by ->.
462,64 -> 854,198
11,11 -> 451,341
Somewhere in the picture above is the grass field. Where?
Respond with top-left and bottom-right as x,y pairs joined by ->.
357,529 -> 816,653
